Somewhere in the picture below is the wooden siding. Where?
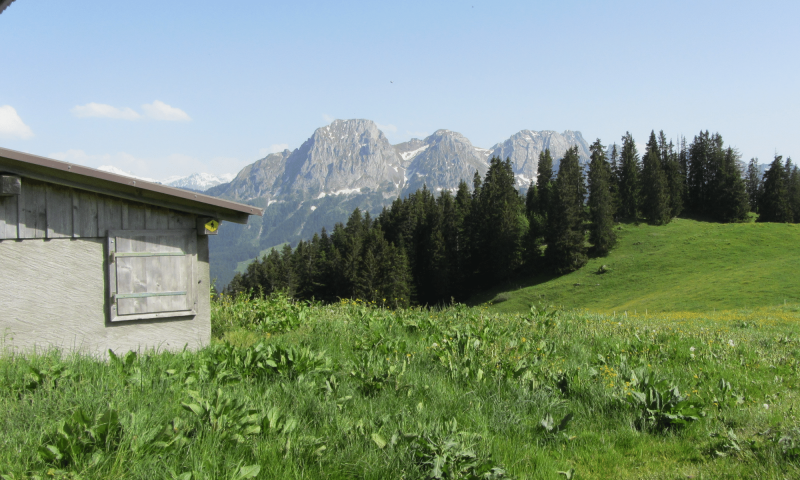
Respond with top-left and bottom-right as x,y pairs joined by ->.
0,178 -> 196,239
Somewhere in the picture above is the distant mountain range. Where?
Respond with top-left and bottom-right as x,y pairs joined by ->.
97,166 -> 234,192
204,119 -> 592,288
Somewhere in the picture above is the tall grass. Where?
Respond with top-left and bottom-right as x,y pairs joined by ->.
2,295 -> 799,479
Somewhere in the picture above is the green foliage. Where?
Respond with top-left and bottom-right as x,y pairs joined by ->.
623,370 -> 705,431
38,408 -> 122,468
546,146 -> 587,273
640,131 -> 671,225
587,139 -> 616,256
403,420 -> 513,479
538,412 -> 574,440
759,155 -> 793,223
211,290 -> 306,336
5,292 -> 800,478
181,389 -> 261,444
618,132 -> 641,220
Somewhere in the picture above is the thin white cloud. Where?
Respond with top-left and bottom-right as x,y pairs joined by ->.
71,103 -> 141,120
377,123 -> 398,134
71,100 -> 190,121
0,105 -> 34,139
322,113 -> 336,123
141,100 -> 191,121
259,144 -> 289,156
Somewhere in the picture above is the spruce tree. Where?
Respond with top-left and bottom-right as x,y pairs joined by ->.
687,131 -> 711,214
660,132 -> 684,217
715,147 -> 750,222
608,143 -> 622,216
535,149 -> 555,224
472,157 -> 526,286
788,163 -> 800,223
758,155 -> 791,223
523,149 -> 555,268
618,132 -> 641,220
745,158 -> 762,213
641,131 -> 671,225
546,146 -> 587,273
587,139 -> 616,256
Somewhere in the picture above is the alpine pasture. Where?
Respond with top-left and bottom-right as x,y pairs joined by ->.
2,290 -> 799,479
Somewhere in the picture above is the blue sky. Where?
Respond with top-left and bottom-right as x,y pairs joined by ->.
1,0 -> 798,179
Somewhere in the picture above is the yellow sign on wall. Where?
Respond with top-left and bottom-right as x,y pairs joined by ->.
205,219 -> 219,232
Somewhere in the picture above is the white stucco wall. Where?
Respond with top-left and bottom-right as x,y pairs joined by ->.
0,236 -> 211,356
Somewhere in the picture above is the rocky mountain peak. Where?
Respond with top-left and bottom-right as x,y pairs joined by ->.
401,129 -> 490,194
489,130 -> 591,187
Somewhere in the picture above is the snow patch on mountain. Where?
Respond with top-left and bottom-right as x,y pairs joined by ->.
400,144 -> 430,161
164,172 -> 235,191
97,165 -> 158,183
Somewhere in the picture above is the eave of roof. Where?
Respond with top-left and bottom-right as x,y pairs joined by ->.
0,147 -> 262,224
0,0 -> 17,15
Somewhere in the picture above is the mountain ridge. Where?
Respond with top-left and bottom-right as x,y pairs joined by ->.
206,119 -> 592,287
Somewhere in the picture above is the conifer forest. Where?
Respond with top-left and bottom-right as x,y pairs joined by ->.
226,130 -> 800,307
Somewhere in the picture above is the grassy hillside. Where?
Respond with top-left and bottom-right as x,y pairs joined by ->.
481,218 -> 800,314
3,295 -> 799,478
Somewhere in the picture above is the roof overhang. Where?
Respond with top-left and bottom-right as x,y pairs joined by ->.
0,0 -> 17,15
0,147 -> 262,224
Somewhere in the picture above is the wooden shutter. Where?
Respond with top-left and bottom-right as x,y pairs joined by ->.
107,229 -> 197,321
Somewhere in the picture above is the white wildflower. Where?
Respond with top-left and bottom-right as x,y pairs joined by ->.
690,346 -> 696,352
728,340 -> 735,347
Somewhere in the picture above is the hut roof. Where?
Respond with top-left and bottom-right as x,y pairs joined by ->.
0,147 -> 262,224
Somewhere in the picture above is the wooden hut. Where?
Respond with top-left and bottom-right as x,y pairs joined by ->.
0,147 -> 262,355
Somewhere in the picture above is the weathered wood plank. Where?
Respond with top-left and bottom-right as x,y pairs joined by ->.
19,180 -> 47,238
0,195 -> 19,239
97,196 -> 123,237
168,211 -> 194,229
125,203 -> 146,230
72,192 -> 79,238
145,207 -> 169,230
74,191 -> 99,238
46,185 -> 73,238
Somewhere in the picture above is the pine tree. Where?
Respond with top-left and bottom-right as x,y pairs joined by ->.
687,131 -> 711,214
472,157 -> 526,286
788,163 -> 800,223
608,143 -> 622,216
618,132 -> 640,220
660,132 -> 684,218
745,158 -> 762,213
715,147 -> 750,222
640,131 -> 671,225
758,155 -> 791,223
587,139 -> 616,256
546,146 -> 587,273
523,149 -> 555,268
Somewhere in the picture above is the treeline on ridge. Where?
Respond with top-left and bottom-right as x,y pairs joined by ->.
226,130 -> 800,306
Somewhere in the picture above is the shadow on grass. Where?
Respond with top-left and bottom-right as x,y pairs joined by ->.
467,271 -> 561,306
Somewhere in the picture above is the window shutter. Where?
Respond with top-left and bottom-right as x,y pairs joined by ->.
108,229 -> 197,321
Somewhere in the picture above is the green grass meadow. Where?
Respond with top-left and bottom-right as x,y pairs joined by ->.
480,218 -> 800,314
2,292 -> 800,479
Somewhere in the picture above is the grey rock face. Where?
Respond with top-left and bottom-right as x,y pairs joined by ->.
488,130 -> 592,187
399,129 -> 490,194
212,119 -> 404,202
280,119 -> 404,200
207,150 -> 290,201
